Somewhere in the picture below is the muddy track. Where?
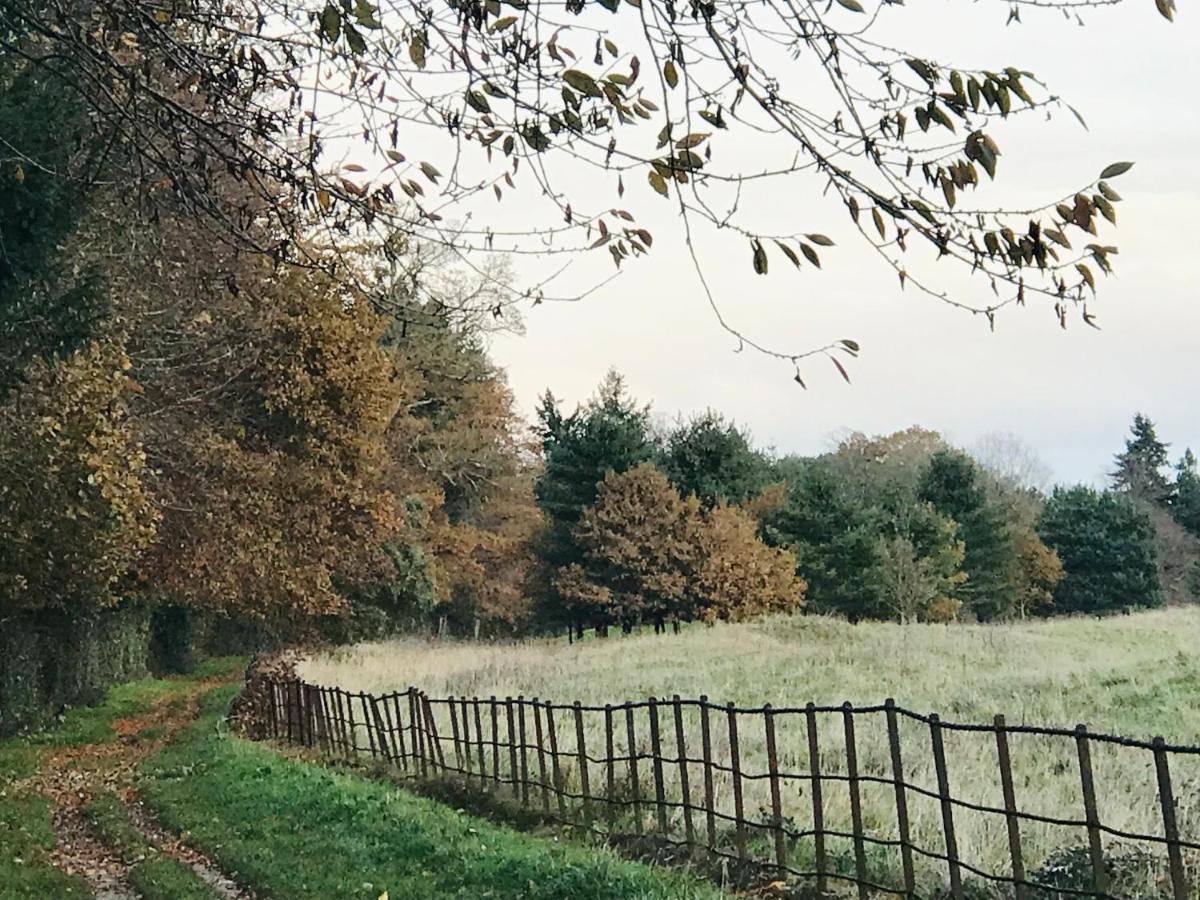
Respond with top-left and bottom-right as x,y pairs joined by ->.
16,683 -> 254,900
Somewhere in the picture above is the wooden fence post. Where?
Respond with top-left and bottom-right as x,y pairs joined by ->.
993,714 -> 1026,900
422,693 -> 445,770
459,697 -> 474,776
605,704 -> 616,830
805,702 -> 827,892
672,695 -> 696,849
313,687 -> 330,754
490,696 -> 500,785
625,705 -> 643,835
333,689 -> 349,757
1074,725 -> 1108,896
546,702 -> 568,820
505,697 -> 518,790
302,684 -> 315,748
726,702 -> 747,859
699,696 -> 716,850
409,688 -> 423,775
648,698 -> 668,834
284,680 -> 295,744
842,703 -> 868,899
448,695 -> 463,769
517,696 -> 530,806
345,689 -> 358,757
360,694 -> 377,758
389,692 -> 408,768
764,704 -> 788,873
369,694 -> 391,762
573,701 -> 592,827
473,699 -> 485,783
533,699 -> 551,812
1152,737 -> 1190,900
929,714 -> 963,900
267,680 -> 279,739
885,700 -> 916,897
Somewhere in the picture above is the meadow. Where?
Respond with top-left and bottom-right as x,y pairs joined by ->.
302,609 -> 1200,893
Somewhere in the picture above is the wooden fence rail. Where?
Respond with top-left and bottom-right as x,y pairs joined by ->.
258,678 -> 1198,898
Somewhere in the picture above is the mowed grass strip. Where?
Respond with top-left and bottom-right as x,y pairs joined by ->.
140,686 -> 719,900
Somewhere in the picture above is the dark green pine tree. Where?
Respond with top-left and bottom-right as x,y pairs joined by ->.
533,370 -> 657,574
917,449 -> 1021,621
1173,449 -> 1200,538
659,410 -> 769,508
1111,413 -> 1172,505
1039,486 -> 1163,614
759,458 -> 891,622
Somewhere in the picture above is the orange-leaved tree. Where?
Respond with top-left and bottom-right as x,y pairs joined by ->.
558,463 -> 804,633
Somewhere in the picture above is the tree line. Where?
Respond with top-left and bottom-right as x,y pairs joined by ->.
529,373 -> 1197,634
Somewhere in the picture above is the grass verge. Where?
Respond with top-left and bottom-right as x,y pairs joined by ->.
0,792 -> 90,898
140,686 -> 720,899
82,791 -> 221,900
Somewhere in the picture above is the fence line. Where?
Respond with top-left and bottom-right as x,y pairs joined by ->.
258,677 -> 1197,898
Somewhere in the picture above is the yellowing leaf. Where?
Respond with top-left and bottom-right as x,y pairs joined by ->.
663,60 -> 678,89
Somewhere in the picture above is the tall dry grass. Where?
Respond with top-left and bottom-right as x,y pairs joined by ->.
301,609 -> 1200,891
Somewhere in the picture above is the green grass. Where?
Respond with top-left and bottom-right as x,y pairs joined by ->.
302,608 -> 1200,893
140,686 -> 719,900
0,656 -> 245,900
82,792 -> 220,900
0,792 -> 90,898
2,656 -> 245,773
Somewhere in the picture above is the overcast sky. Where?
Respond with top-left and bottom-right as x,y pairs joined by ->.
479,2 -> 1198,486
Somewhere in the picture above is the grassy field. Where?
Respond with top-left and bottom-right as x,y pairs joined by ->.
302,608 -> 1200,893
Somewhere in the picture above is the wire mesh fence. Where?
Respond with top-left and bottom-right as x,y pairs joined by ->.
259,677 -> 1199,898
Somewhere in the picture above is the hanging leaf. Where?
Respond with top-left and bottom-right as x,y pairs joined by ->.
319,3 -> 341,42
751,239 -> 768,275
344,22 -> 367,54
835,0 -> 865,11
663,60 -> 679,89
1099,161 -> 1134,179
385,150 -> 405,164
805,233 -> 834,247
648,170 -> 668,197
316,189 -> 332,211
799,243 -> 821,268
465,90 -> 491,113
419,161 -> 441,182
830,355 -> 851,384
841,338 -> 860,352
563,69 -> 601,97
490,15 -> 518,33
409,35 -> 426,69
775,241 -> 801,268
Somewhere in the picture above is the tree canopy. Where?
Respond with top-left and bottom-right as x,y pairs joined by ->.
0,0 -> 1179,379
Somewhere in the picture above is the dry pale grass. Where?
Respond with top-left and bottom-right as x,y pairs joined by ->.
301,609 -> 1200,892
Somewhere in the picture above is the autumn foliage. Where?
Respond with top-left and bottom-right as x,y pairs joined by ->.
556,464 -> 805,631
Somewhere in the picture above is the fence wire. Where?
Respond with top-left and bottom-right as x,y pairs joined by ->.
260,678 -> 1197,899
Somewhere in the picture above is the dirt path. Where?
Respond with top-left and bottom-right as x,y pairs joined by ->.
15,684 -> 253,900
